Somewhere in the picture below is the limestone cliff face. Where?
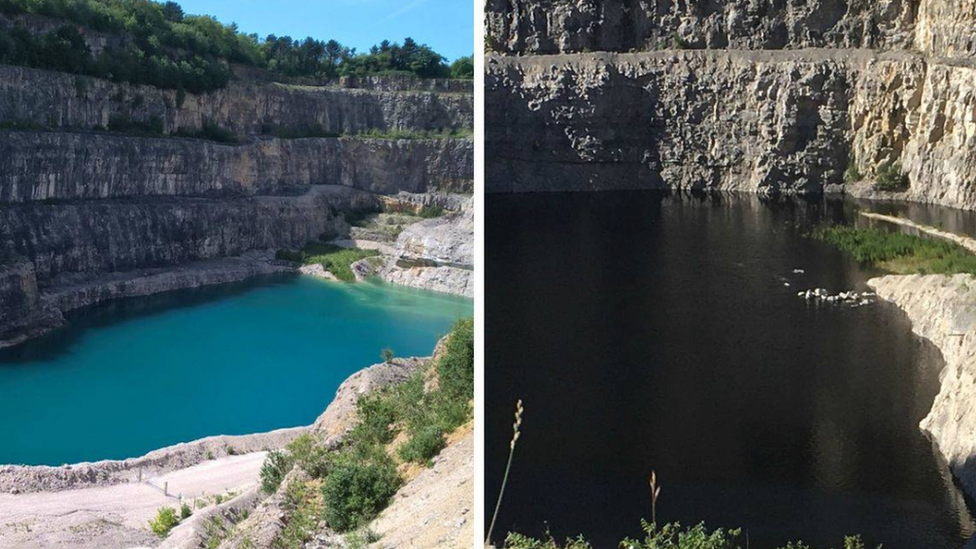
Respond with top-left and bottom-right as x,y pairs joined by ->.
870,274 -> 976,499
0,131 -> 472,202
0,256 -> 61,347
381,201 -> 475,297
487,50 -> 976,209
486,0 -> 976,211
0,54 -> 472,345
486,0 -> 918,55
0,64 -> 471,136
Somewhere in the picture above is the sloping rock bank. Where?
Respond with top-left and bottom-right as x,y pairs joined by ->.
380,199 -> 475,297
870,274 -> 976,499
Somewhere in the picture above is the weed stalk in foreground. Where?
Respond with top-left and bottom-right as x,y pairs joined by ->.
649,470 -> 661,526
486,399 -> 524,547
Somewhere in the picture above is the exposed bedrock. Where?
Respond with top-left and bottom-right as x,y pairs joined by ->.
486,50 -> 976,210
0,186 -> 373,345
0,64 -> 472,136
2,187 -> 371,283
485,0 -> 919,55
381,200 -> 475,297
870,274 -> 976,502
0,131 -> 473,202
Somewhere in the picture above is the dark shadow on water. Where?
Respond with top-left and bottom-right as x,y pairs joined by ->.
0,273 -> 297,365
486,190 -> 975,549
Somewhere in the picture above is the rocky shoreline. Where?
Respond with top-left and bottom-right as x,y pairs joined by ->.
870,274 -> 976,502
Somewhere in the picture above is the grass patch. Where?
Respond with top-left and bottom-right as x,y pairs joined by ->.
815,225 -> 976,275
355,127 -> 472,140
276,243 -> 381,282
418,205 -> 445,218
0,118 -> 46,131
302,243 -> 381,282
273,479 -> 324,549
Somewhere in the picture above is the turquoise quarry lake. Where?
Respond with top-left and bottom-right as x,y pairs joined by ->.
0,275 -> 471,466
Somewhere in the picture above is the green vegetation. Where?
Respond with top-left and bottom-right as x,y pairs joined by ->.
344,528 -> 381,549
258,318 -> 474,536
397,424 -> 445,465
180,502 -> 192,519
0,118 -> 46,131
320,445 -> 400,532
274,479 -> 324,549
260,449 -> 292,494
203,516 -> 226,549
449,55 -> 473,79
874,162 -> 909,191
302,242 -> 381,282
0,0 -> 470,92
381,347 -> 394,363
173,120 -> 238,143
107,113 -> 164,135
815,225 -> 976,275
436,317 -> 474,401
418,205 -> 445,218
505,522 -> 877,549
148,507 -> 180,537
357,127 -> 472,140
275,242 -> 380,282
844,154 -> 862,183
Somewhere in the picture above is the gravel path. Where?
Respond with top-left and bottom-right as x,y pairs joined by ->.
0,452 -> 267,549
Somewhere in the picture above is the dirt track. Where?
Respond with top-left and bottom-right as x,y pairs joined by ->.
0,451 -> 267,549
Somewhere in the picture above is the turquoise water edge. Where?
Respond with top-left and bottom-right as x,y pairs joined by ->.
0,275 -> 471,466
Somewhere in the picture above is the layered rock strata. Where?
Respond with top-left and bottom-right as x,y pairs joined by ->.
0,131 -> 472,202
381,200 -> 475,297
0,64 -> 471,137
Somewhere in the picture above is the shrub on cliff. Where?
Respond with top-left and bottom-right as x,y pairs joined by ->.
260,449 -> 293,494
874,163 -> 909,191
436,317 -> 474,402
320,446 -> 400,532
397,423 -> 445,465
148,507 -> 180,537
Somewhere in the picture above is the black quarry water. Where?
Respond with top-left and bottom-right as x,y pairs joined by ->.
486,191 -> 976,549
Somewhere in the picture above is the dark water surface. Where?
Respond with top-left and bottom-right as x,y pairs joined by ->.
0,276 -> 470,465
486,192 -> 975,549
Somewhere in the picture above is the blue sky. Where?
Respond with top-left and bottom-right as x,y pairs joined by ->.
175,0 -> 474,61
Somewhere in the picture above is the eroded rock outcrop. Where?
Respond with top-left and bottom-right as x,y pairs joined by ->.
381,200 -> 474,297
870,274 -> 976,499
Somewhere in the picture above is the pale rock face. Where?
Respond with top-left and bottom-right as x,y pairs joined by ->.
870,274 -> 976,499
381,202 -> 474,297
311,357 -> 428,442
